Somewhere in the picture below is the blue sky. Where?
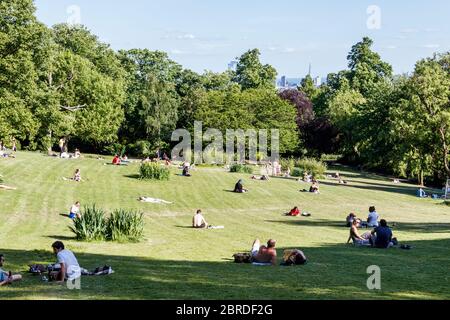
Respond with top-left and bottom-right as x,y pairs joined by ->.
34,0 -> 450,78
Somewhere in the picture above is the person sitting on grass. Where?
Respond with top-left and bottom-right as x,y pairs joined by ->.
366,206 -> 379,228
234,179 -> 248,193
417,188 -> 428,198
250,239 -> 277,266
347,220 -> 371,246
73,169 -> 81,182
73,148 -> 81,159
309,182 -> 320,194
182,164 -> 191,177
192,210 -> 208,229
112,154 -> 121,165
371,219 -> 394,249
0,254 -> 22,286
69,201 -> 81,219
49,241 -> 81,282
287,207 -> 300,216
346,213 -> 357,227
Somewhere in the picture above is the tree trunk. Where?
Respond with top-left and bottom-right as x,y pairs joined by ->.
47,130 -> 53,155
438,127 -> 450,178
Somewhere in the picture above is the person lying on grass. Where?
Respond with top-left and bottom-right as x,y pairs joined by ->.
69,201 -> 81,219
287,207 -> 300,216
347,220 -> 371,246
234,179 -> 248,193
0,254 -> 22,286
371,219 -> 395,249
192,209 -> 208,229
250,239 -> 277,266
0,184 -> 16,190
63,169 -> 82,182
251,175 -> 269,181
49,241 -> 81,282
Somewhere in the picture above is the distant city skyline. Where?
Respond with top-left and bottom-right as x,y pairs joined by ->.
34,0 -> 450,77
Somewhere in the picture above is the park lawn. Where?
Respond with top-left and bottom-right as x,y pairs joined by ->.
0,151 -> 449,300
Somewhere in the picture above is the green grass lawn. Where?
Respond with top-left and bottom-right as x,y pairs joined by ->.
0,151 -> 449,300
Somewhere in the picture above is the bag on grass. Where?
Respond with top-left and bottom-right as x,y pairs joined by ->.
233,253 -> 252,263
281,250 -> 307,266
29,264 -> 47,274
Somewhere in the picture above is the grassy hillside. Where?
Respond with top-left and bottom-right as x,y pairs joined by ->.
0,151 -> 449,300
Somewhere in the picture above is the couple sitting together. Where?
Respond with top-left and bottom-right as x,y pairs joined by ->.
347,219 -> 396,249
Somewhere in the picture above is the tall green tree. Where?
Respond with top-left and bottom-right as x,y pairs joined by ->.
233,49 -> 277,90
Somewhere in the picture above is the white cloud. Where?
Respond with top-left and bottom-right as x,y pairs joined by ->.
283,47 -> 296,53
176,34 -> 196,40
385,45 -> 397,49
400,28 -> 419,33
422,44 -> 440,49
170,49 -> 188,55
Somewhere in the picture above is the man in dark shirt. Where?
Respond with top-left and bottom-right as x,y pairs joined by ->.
371,219 -> 393,248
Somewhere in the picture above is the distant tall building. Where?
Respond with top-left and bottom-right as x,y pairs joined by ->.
280,76 -> 287,87
313,76 -> 322,87
228,61 -> 238,71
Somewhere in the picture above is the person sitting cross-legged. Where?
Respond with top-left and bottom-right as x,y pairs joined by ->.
287,207 -> 300,217
250,239 -> 277,266
371,219 -> 394,249
192,210 -> 208,229
49,241 -> 81,282
0,254 -> 22,286
347,220 -> 371,246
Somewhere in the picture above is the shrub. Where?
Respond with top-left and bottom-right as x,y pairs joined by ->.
230,164 -> 254,174
70,205 -> 107,241
295,158 -> 327,178
291,168 -> 302,177
139,162 -> 170,180
320,154 -> 343,162
280,157 -> 295,172
106,209 -> 144,242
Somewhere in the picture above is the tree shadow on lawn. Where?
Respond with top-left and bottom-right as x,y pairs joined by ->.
124,174 -> 141,180
265,219 -> 450,234
1,237 -> 449,300
318,180 -> 429,197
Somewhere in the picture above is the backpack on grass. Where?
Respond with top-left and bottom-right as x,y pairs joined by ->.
233,253 -> 252,263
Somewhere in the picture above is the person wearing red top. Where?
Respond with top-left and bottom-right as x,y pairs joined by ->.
250,239 -> 277,266
112,155 -> 121,165
288,207 -> 300,216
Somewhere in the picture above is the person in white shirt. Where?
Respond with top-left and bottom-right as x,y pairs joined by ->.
50,241 -> 81,282
69,202 -> 81,219
192,210 -> 208,229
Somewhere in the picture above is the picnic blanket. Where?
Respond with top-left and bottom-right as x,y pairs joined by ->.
139,197 -> 173,204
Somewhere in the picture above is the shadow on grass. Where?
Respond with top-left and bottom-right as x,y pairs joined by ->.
124,174 -> 141,180
46,235 -> 77,241
0,238 -> 449,300
265,218 -> 450,233
318,180 -> 427,197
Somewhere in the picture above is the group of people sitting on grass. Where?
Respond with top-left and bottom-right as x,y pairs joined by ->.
345,207 -> 399,249
0,241 -> 81,286
417,187 -> 446,199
